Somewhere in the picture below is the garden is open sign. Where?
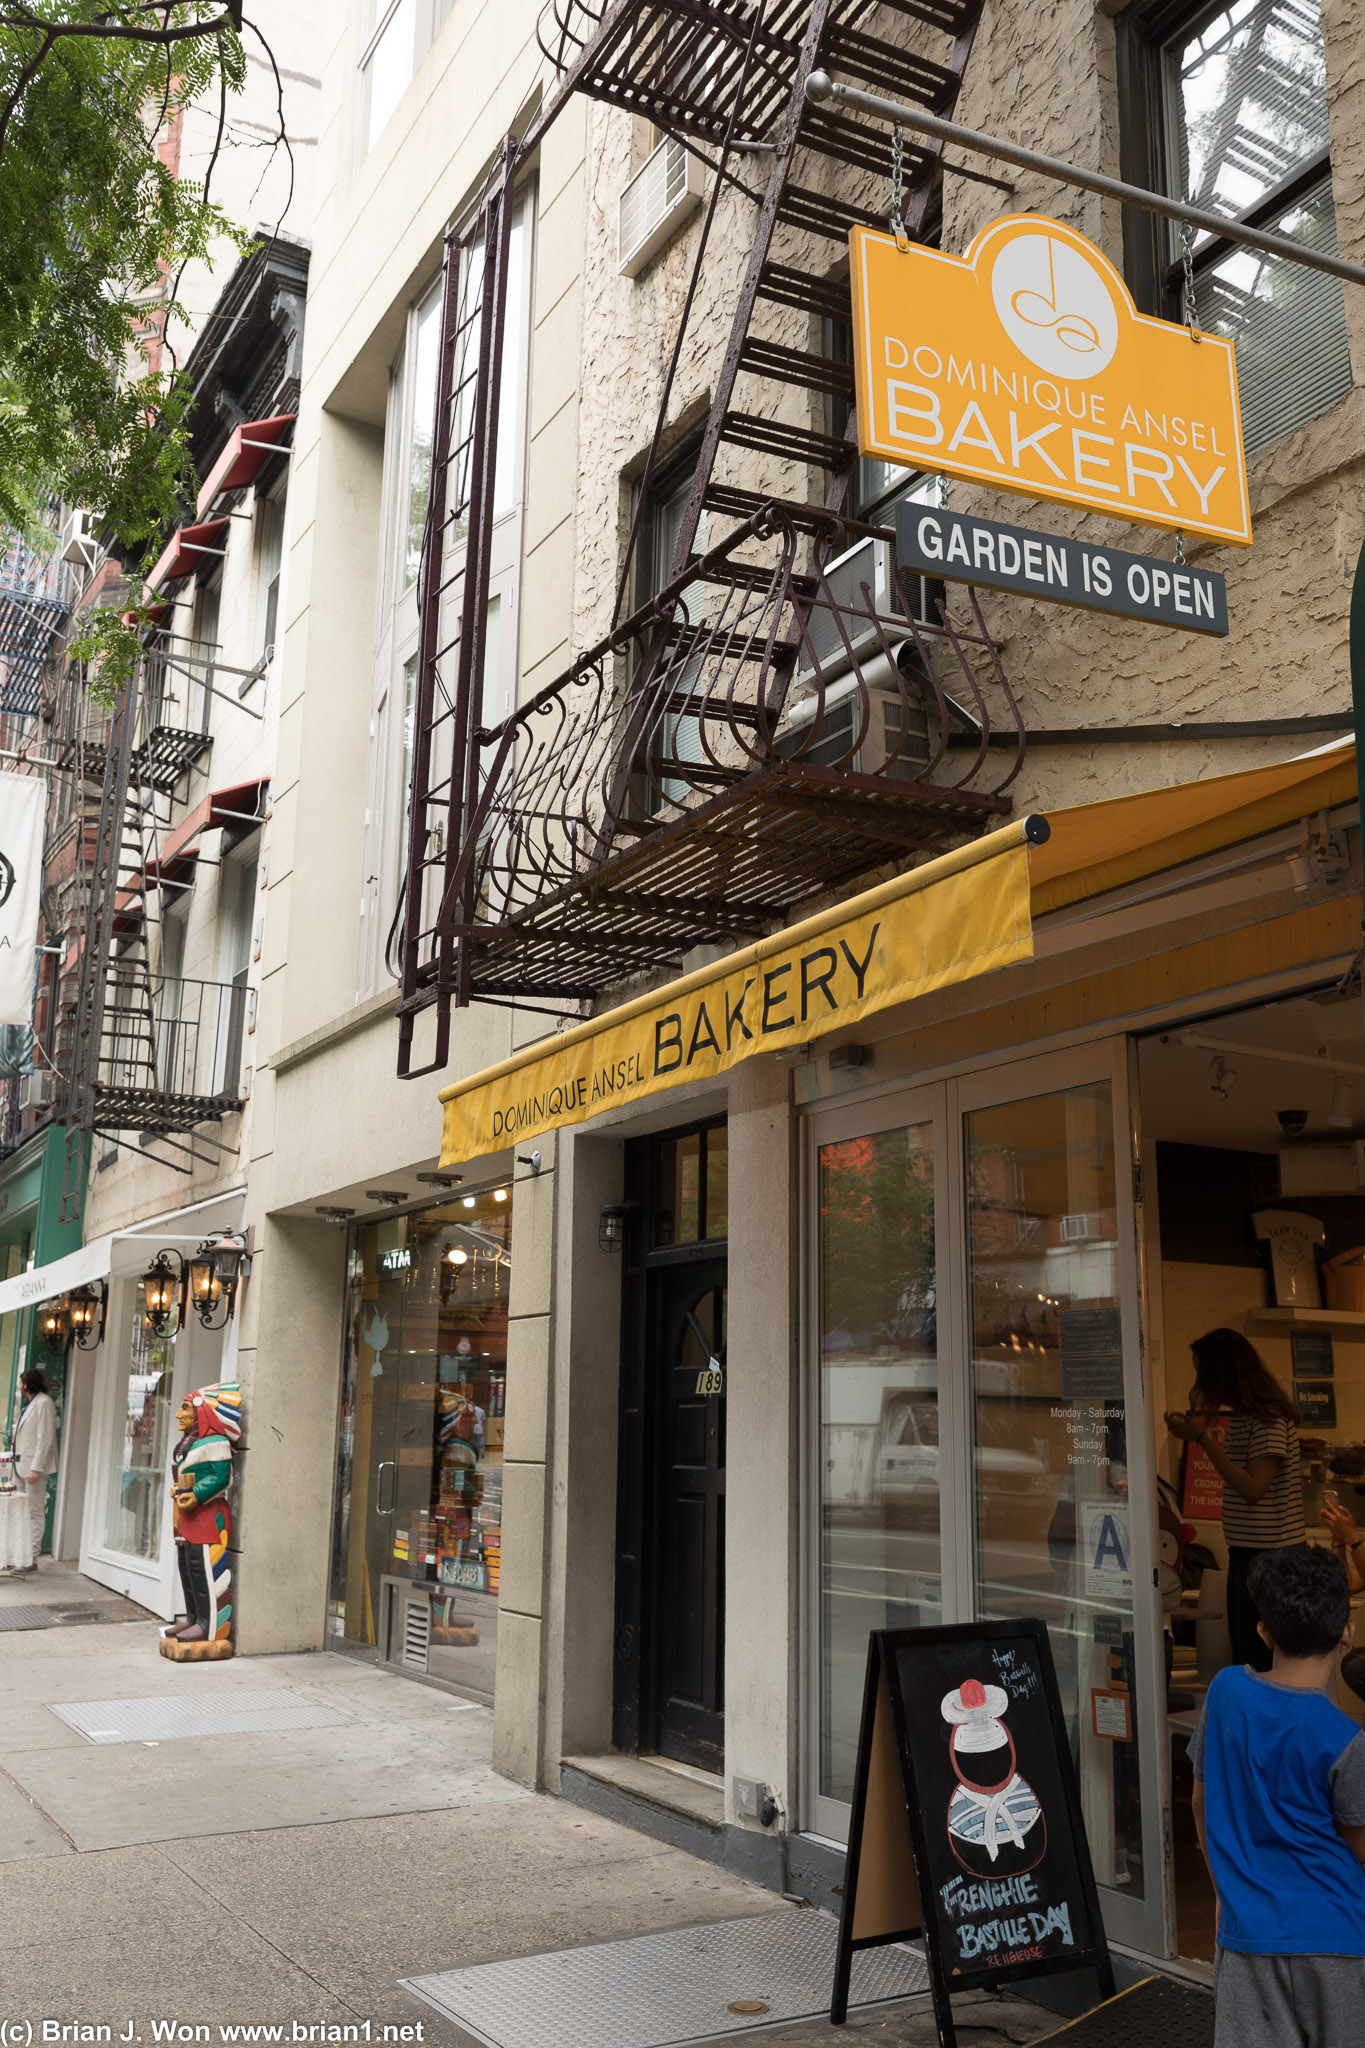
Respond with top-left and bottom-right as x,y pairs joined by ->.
850,213 -> 1251,547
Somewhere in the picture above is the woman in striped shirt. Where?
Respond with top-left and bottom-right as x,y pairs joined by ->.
1165,1327 -> 1304,1672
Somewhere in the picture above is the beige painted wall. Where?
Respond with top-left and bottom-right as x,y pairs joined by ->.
236,4 -> 588,1677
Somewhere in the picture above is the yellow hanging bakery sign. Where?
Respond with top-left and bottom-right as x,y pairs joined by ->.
850,214 -> 1251,547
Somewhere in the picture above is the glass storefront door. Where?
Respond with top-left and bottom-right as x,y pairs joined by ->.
809,1042 -> 1166,1956
329,1186 -> 511,1697
101,1288 -> 177,1562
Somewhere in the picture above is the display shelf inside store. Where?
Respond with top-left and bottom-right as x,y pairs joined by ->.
1246,1306 -> 1365,1339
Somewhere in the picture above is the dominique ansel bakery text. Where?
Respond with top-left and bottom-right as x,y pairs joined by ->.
851,214 -> 1251,546
886,355 -> 1228,519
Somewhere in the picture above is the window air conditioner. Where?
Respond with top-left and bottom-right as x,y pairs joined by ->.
794,534 -> 937,696
776,665 -> 931,785
1060,1211 -> 1106,1242
18,1070 -> 53,1113
618,134 -> 705,278
60,508 -> 99,573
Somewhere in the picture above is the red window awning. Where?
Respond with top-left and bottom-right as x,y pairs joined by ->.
196,414 -> 295,518
145,518 -> 230,593
149,779 -> 268,881
119,601 -> 173,630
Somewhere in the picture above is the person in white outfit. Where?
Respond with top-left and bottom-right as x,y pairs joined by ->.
13,1368 -> 57,1568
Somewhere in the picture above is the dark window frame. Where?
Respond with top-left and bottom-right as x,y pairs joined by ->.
1115,0 -> 1336,319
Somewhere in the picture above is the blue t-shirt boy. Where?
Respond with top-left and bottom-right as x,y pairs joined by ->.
1191,1663 -> 1365,1954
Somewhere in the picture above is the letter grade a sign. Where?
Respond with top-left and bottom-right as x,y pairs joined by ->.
850,214 -> 1252,548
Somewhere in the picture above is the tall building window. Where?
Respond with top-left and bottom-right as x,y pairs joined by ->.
1120,0 -> 1352,453
358,189 -> 534,997
359,0 -> 458,156
254,492 -> 284,662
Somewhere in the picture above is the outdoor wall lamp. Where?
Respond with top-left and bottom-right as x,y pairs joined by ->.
68,1281 -> 107,1351
141,1250 -> 185,1336
186,1231 -> 252,1331
599,1204 -> 632,1253
39,1299 -> 68,1344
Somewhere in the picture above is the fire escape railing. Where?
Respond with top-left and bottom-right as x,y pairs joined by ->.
395,0 -> 1012,1076
59,630 -> 236,1209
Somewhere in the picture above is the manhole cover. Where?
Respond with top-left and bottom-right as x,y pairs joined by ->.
404,1907 -> 928,2048
49,1690 -> 352,1744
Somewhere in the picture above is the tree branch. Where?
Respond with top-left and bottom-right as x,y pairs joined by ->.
0,5 -> 240,45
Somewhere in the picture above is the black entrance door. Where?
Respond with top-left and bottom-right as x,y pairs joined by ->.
653,1260 -> 726,1770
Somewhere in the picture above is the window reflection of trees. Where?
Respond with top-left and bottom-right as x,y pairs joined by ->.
819,1131 -> 934,1352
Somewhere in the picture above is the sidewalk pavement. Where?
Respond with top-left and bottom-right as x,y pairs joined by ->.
0,1570 -> 1053,2048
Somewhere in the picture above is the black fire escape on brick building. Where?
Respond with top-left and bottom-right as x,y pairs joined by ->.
394,0 -> 1027,1077
52,238 -> 305,1211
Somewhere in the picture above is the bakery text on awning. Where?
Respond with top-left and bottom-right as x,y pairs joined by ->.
196,414 -> 295,519
437,739 -> 1359,1169
438,817 -> 1046,1167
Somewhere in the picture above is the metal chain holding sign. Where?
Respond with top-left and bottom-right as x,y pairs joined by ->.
1179,218 -> 1203,342
889,123 -> 910,253
1173,219 -> 1201,563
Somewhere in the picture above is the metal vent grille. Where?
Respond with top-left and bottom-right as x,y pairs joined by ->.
404,1908 -> 930,2048
403,1597 -> 431,1672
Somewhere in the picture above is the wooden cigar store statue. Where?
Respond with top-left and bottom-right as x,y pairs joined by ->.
160,1382 -> 242,1661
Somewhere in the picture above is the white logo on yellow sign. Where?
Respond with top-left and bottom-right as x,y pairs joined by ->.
990,232 -> 1119,377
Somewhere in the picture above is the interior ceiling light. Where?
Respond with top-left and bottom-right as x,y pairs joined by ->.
1208,1055 -> 1237,1099
1329,1073 -> 1354,1129
493,1187 -> 508,1202
462,1195 -> 476,1209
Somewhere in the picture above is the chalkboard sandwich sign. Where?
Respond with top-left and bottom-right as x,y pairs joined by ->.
832,1619 -> 1115,2045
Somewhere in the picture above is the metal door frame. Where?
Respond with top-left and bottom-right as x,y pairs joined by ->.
800,1034 -> 1167,1958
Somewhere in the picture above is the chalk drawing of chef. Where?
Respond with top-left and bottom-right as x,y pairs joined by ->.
941,1677 -> 1045,1877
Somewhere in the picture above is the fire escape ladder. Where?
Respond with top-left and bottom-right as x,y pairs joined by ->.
392,0 -> 1020,1044
396,138 -> 519,1079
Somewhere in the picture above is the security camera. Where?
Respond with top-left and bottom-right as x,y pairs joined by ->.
1278,1109 -> 1309,1136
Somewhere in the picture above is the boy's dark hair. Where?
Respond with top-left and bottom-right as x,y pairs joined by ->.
1249,1545 -> 1350,1658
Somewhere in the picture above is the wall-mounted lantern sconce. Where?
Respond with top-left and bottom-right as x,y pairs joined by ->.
39,1299 -> 68,1345
69,1281 -> 107,1351
186,1231 -> 252,1331
599,1204 -> 632,1253
141,1251 -> 185,1336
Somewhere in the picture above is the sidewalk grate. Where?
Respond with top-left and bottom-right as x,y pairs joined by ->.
1035,1976 -> 1213,2045
0,1606 -> 52,1630
403,1907 -> 930,2048
49,1690 -> 352,1744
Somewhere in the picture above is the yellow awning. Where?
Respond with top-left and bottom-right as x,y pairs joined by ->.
1030,741 -> 1355,917
438,741 -> 1358,1167
439,816 -> 1041,1167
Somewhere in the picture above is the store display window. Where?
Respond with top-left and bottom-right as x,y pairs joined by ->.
329,1185 -> 511,1696
102,1293 -> 176,1562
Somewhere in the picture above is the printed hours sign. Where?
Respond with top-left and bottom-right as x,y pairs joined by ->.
850,214 -> 1251,547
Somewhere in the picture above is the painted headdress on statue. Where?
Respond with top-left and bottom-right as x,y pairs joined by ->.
190,1382 -> 243,1443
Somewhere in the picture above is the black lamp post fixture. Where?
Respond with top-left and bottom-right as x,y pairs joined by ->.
141,1250 -> 185,1336
39,1299 -> 68,1345
598,1204 -> 632,1253
68,1281 -> 108,1351
186,1231 -> 252,1330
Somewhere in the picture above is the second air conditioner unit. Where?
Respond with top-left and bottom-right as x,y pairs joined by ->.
60,507 -> 99,574
18,1070 -> 53,1113
776,663 -> 932,784
794,533 -> 941,697
619,134 -> 705,277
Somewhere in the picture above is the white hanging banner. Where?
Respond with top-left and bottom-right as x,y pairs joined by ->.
0,771 -> 44,1024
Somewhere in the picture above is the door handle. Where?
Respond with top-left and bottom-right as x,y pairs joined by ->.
376,1460 -> 397,1515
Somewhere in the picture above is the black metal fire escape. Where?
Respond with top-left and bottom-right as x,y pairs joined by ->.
58,630 -> 245,1213
395,0 -> 1025,1077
